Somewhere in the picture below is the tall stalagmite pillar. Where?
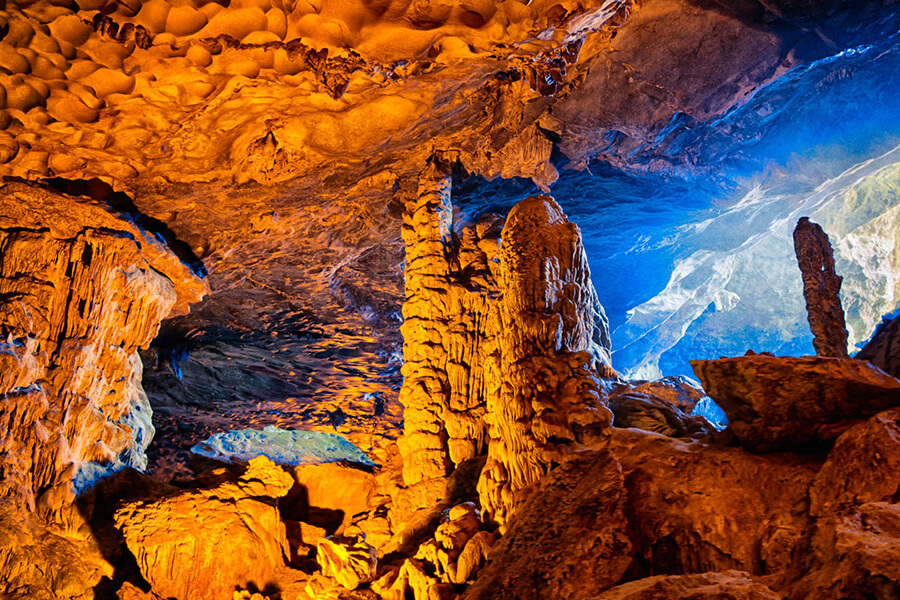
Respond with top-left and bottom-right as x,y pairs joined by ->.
397,159 -> 456,489
477,196 -> 613,530
793,217 -> 849,358
396,159 -> 501,512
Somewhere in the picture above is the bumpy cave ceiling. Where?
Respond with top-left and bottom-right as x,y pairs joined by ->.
3,0 -> 900,479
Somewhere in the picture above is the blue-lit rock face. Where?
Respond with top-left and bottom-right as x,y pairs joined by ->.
548,29 -> 900,377
191,425 -> 376,467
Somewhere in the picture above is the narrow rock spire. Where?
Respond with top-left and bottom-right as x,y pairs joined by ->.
792,217 -> 848,358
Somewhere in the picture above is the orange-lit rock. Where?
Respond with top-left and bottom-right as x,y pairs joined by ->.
0,180 -> 206,598
591,571 -> 782,600
114,456 -> 292,600
478,195 -> 613,528
788,408 -> 900,599
287,461 -> 378,533
607,392 -> 712,437
608,428 -> 815,577
464,449 -> 631,600
691,355 -> 900,451
315,535 -> 378,590
396,159 -> 500,508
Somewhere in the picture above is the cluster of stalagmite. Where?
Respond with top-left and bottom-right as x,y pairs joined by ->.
793,217 -> 849,358
0,181 -> 207,598
397,163 -> 614,528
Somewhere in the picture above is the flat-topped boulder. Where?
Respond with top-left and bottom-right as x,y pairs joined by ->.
691,355 -> 900,452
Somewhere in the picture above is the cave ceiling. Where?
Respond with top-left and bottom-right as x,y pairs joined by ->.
2,0 -> 900,477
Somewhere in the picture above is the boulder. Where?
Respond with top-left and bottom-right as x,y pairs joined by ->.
857,314 -> 900,379
0,499 -> 112,600
691,355 -> 900,451
608,392 -> 713,437
608,427 -> 815,576
792,502 -> 900,599
809,407 -> 900,517
114,457 -> 292,600
612,376 -> 707,413
463,449 -> 632,600
288,462 -> 377,533
591,570 -> 782,600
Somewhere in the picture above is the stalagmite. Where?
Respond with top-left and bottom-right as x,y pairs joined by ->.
396,158 -> 501,511
477,195 -> 613,529
793,217 -> 849,358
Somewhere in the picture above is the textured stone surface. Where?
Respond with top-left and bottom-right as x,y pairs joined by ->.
478,195 -> 614,528
464,449 -> 632,600
691,355 -> 900,451
793,217 -> 849,358
809,407 -> 900,517
114,456 -> 292,600
316,536 -> 378,590
0,500 -> 112,600
608,427 -> 815,577
0,181 -> 207,503
0,181 -> 206,598
396,159 -> 498,497
608,392 -> 713,437
857,314 -> 900,379
591,571 -> 782,600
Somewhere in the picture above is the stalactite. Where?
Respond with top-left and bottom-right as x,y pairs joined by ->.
793,217 -> 848,358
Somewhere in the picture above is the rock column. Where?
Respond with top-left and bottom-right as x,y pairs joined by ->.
477,196 -> 613,529
396,160 -> 500,510
793,217 -> 848,358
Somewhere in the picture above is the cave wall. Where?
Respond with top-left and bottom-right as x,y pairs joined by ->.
0,181 -> 207,598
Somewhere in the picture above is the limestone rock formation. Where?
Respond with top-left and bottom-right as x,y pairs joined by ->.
614,376 -> 707,413
607,392 -> 713,437
793,217 -> 849,358
691,355 -> 900,451
608,428 -> 815,576
0,181 -> 207,598
789,408 -> 900,599
808,407 -> 900,517
395,172 -> 616,530
397,159 -> 496,496
113,456 -> 292,600
464,449 -> 631,600
591,571 -> 782,600
0,501 -> 112,600
289,462 -> 378,533
857,313 -> 900,378
477,195 -> 614,528
375,500 -> 495,598
0,181 -> 207,499
315,535 -> 378,590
